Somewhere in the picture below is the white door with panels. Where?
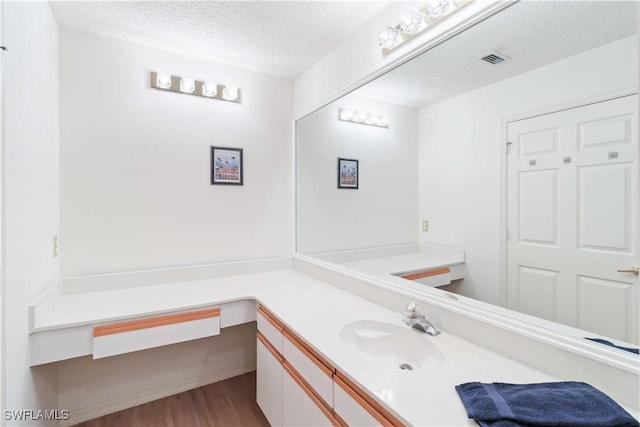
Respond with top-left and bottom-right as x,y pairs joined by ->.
507,94 -> 638,344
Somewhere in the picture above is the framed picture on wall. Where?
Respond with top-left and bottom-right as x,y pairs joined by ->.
211,146 -> 243,185
337,158 -> 358,189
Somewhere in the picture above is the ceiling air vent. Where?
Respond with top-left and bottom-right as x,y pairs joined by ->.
481,53 -> 506,65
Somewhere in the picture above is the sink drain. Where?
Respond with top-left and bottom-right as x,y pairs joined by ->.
399,363 -> 413,371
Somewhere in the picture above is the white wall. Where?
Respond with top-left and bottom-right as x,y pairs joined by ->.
59,28 -> 294,278
54,29 -> 292,420
0,2 -> 3,416
57,322 -> 256,425
419,36 -> 638,305
3,1 -> 60,424
297,94 -> 418,254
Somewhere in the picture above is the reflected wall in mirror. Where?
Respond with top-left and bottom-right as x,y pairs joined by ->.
297,93 -> 418,254
296,1 -> 639,350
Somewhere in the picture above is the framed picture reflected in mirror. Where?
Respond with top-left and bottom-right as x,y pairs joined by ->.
338,158 -> 358,189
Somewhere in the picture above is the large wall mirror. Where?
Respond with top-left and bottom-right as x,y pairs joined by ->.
296,1 -> 639,354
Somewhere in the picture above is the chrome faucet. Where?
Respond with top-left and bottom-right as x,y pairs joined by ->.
402,302 -> 441,336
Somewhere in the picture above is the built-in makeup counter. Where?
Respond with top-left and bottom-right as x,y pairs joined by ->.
29,260 -> 639,425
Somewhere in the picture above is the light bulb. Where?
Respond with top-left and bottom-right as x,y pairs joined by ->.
202,81 -> 218,97
400,10 -> 423,36
180,77 -> 195,94
340,109 -> 355,121
355,111 -> 367,123
378,26 -> 399,49
156,72 -> 172,89
222,86 -> 239,101
426,0 -> 454,18
365,114 -> 378,125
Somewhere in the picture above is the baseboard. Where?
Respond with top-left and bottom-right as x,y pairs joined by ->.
61,360 -> 256,426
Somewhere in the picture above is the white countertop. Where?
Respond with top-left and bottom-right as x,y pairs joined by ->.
340,251 -> 463,286
32,268 -> 635,426
340,252 -> 462,274
335,245 -> 464,289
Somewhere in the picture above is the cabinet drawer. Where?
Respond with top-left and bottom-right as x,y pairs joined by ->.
92,308 -> 220,359
283,362 -> 334,427
283,330 -> 334,407
399,267 -> 452,287
334,375 -> 382,427
333,374 -> 403,427
257,305 -> 283,353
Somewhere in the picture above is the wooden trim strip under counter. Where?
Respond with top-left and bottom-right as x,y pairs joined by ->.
283,360 -> 337,425
334,372 -> 405,427
258,304 -> 284,331
333,410 -> 349,427
284,329 -> 335,378
257,331 -> 284,363
93,308 -> 220,337
400,267 -> 451,281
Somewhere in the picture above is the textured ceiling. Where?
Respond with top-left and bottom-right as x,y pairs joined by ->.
359,1 -> 638,108
49,1 -> 390,78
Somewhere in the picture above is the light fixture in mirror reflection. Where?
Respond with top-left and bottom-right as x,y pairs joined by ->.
222,86 -> 239,101
202,81 -> 218,98
179,76 -> 196,94
339,108 -> 389,128
298,1 -> 639,353
378,0 -> 471,53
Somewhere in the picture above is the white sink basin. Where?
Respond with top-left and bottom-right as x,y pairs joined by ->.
340,320 -> 443,369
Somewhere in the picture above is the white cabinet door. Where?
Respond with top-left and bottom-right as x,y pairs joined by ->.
282,363 -> 333,427
507,94 -> 639,344
257,334 -> 283,427
282,330 -> 333,408
333,375 -> 386,427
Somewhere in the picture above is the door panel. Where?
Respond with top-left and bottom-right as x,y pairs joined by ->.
578,163 -> 631,251
577,276 -> 637,340
519,127 -> 559,156
507,94 -> 638,345
517,266 -> 558,320
518,169 -> 558,245
578,114 -> 633,149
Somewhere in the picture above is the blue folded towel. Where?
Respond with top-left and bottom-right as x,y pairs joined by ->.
455,381 -> 639,427
585,338 -> 639,355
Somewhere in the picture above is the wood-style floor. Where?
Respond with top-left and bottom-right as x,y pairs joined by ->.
73,372 -> 270,427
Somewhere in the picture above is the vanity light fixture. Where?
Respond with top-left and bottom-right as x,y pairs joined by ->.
150,71 -> 241,103
339,108 -> 389,128
378,0 -> 471,54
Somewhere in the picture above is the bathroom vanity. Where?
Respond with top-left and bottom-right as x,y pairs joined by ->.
29,258 -> 639,425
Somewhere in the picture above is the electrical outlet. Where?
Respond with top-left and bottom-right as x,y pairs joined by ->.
422,220 -> 429,232
53,235 -> 58,258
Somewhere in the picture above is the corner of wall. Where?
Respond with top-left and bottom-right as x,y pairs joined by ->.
3,0 -> 60,422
